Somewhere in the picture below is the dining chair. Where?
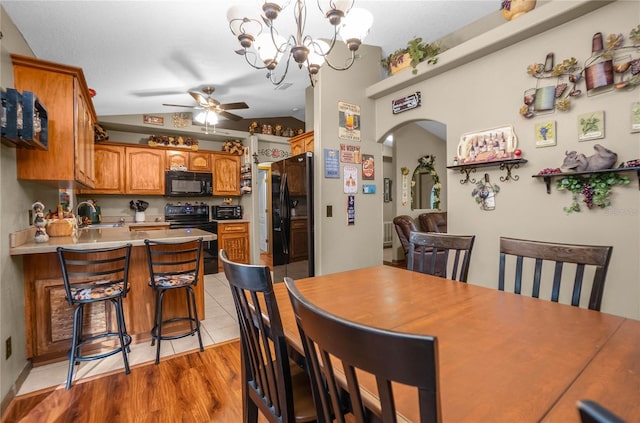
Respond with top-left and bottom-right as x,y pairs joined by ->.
577,400 -> 626,423
285,276 -> 442,423
407,231 -> 476,282
220,250 -> 317,423
499,237 -> 613,311
57,244 -> 132,389
144,238 -> 204,364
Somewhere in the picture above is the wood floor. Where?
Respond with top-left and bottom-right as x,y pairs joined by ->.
1,340 -> 266,423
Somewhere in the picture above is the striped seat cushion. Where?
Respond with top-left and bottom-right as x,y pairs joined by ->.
149,273 -> 196,288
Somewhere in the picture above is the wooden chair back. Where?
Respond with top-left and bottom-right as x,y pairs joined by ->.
220,250 -> 316,423
499,237 -> 613,311
285,277 -> 442,423
407,231 -> 475,282
578,400 -> 626,423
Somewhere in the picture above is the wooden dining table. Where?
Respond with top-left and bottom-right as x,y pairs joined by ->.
271,265 -> 640,422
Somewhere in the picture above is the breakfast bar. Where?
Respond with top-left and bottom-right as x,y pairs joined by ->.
10,227 -> 215,364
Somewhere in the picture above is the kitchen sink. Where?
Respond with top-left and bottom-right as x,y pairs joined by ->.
80,222 -> 124,229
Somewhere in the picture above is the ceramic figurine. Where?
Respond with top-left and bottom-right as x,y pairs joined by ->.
562,144 -> 618,172
31,201 -> 49,243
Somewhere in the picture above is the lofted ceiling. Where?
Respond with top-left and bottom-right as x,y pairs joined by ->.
3,1 -> 498,127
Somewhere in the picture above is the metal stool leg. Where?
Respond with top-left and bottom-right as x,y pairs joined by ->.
66,304 -> 84,390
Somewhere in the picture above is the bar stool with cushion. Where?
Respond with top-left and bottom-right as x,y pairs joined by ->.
57,244 -> 133,390
499,237 -> 613,311
285,276 -> 441,423
408,231 -> 475,282
145,238 -> 204,364
220,249 -> 317,423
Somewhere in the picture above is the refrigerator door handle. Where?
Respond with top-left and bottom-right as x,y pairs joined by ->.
282,173 -> 290,255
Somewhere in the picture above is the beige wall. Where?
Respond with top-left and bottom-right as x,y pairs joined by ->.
371,1 -> 640,318
0,6 -> 58,408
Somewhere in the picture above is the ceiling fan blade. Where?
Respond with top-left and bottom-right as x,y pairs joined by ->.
217,110 -> 243,121
207,97 -> 220,107
162,103 -> 201,109
219,102 -> 249,110
189,91 -> 209,107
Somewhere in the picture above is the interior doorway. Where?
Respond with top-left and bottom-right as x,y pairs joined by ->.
258,164 -> 272,267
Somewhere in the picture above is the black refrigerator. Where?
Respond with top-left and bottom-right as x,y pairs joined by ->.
271,152 -> 314,282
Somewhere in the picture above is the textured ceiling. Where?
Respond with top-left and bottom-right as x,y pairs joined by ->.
3,1 -> 498,124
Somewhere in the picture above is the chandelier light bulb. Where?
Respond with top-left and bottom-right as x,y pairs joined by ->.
305,39 -> 329,68
255,33 -> 286,66
261,2 -> 283,20
339,7 -> 373,46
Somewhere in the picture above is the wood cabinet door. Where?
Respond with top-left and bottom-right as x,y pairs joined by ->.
290,220 -> 308,261
189,152 -> 212,172
212,153 -> 241,196
125,147 -> 165,194
74,84 -> 96,188
218,222 -> 250,269
290,139 -> 304,156
289,130 -> 313,155
166,150 -> 188,170
83,144 -> 125,194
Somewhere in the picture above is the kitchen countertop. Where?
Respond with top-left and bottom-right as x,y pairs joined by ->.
10,227 -> 215,256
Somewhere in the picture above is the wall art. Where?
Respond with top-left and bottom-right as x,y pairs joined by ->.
338,101 -> 360,141
343,165 -> 358,194
455,125 -> 519,165
631,102 -> 640,133
340,143 -> 361,163
578,111 -> 605,141
535,121 -> 557,147
324,149 -> 340,178
362,154 -> 374,180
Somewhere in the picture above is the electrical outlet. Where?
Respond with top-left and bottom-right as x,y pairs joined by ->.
5,337 -> 11,360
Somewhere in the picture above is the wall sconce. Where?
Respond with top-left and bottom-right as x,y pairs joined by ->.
252,153 -> 259,164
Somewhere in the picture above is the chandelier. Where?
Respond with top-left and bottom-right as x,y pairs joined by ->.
227,0 -> 373,86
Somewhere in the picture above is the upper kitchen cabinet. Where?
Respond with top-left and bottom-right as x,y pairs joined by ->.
82,144 -> 126,194
289,130 -> 314,155
11,54 -> 96,188
166,150 -> 212,172
125,147 -> 165,195
212,152 -> 241,196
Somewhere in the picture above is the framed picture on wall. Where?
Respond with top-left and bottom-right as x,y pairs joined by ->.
534,121 -> 556,147
631,102 -> 640,133
578,111 -> 605,141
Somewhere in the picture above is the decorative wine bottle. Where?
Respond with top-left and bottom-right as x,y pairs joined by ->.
481,174 -> 496,211
585,32 -> 614,95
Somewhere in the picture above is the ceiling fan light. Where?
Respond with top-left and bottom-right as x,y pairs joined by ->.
339,7 -> 372,45
194,111 -> 207,124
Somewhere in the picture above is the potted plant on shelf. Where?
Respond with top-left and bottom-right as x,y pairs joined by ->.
381,37 -> 440,76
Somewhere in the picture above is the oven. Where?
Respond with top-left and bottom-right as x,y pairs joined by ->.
164,203 -> 218,274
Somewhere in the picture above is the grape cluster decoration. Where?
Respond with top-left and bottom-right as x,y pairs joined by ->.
555,173 -> 630,214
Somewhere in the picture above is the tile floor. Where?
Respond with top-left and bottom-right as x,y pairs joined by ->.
17,272 -> 239,395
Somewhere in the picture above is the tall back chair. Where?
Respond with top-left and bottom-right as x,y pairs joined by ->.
578,400 -> 626,423
220,250 -> 316,423
285,277 -> 442,423
499,237 -> 613,311
57,244 -> 132,389
392,215 -> 418,258
408,231 -> 476,282
145,238 -> 204,364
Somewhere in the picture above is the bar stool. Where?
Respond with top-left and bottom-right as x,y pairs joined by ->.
144,238 -> 204,364
57,244 -> 133,390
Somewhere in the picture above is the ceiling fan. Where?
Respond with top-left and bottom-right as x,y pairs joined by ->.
162,86 -> 249,121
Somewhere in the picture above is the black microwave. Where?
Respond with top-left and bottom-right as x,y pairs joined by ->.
213,205 -> 242,220
165,171 -> 212,197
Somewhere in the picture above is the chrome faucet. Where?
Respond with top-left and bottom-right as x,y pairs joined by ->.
76,201 -> 96,226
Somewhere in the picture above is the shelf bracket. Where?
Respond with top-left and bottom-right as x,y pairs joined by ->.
458,167 -> 477,184
542,176 -> 552,194
499,162 -> 522,182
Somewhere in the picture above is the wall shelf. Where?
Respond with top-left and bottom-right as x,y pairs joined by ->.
532,166 -> 640,194
447,159 -> 527,184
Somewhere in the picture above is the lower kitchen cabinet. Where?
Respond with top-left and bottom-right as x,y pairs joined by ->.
290,219 -> 308,261
218,221 -> 250,270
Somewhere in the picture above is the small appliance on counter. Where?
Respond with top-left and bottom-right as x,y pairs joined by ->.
212,205 -> 242,220
78,200 -> 101,224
